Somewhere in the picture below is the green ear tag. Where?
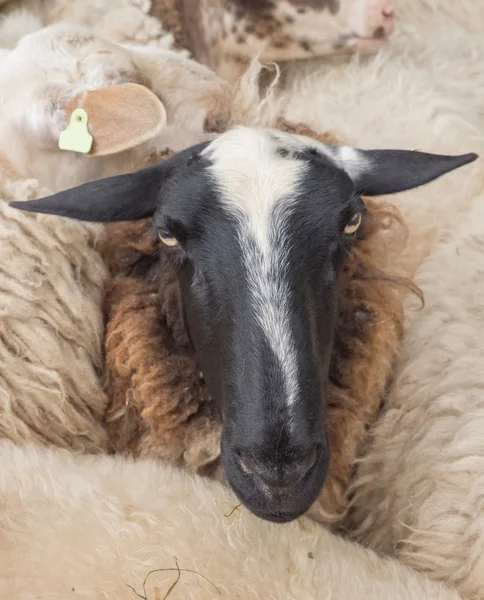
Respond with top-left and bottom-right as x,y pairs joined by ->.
58,108 -> 93,154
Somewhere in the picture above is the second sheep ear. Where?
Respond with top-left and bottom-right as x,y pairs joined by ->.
63,83 -> 167,157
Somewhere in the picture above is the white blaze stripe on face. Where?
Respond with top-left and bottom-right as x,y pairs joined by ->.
336,146 -> 368,180
204,127 -> 309,409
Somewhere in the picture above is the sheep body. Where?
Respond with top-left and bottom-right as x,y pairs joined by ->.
0,159 -> 109,453
0,439 -> 462,600
346,196 -> 484,598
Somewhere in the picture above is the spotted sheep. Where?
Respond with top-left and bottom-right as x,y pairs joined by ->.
0,0 -> 395,81
151,0 -> 396,78
11,127 -> 477,522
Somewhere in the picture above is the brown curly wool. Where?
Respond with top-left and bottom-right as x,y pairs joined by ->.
101,203 -> 222,473
102,122 -> 412,520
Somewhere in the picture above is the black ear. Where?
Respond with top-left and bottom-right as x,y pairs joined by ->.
347,148 -> 478,196
10,165 -> 164,222
9,141 -> 210,222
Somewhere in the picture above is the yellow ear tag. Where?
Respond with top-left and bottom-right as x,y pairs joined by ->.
58,108 -> 93,154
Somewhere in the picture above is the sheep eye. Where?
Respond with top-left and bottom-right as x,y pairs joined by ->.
158,232 -> 179,247
344,212 -> 362,235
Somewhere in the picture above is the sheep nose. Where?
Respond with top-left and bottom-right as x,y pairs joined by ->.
346,0 -> 395,51
382,1 -> 394,18
375,1 -> 395,38
238,447 -> 318,493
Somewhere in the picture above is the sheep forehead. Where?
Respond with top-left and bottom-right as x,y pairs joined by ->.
202,127 -> 363,224
203,127 -> 308,224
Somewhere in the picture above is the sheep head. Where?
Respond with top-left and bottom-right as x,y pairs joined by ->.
11,128 -> 478,522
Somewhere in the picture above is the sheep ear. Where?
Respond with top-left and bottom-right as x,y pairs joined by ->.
9,141 -> 210,222
9,165 -> 163,222
63,83 -> 167,157
341,148 -> 479,196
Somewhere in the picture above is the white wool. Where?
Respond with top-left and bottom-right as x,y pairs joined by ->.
0,440 -> 462,600
0,159 -> 109,453
346,196 -> 484,598
0,8 -> 43,47
0,0 -> 180,51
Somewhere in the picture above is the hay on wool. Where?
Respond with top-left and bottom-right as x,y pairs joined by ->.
126,560 -> 220,600
0,440 -> 462,599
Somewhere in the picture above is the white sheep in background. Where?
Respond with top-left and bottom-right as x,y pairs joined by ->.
0,439 -> 463,600
344,195 -> 484,599
0,23 -> 244,193
149,0 -> 395,80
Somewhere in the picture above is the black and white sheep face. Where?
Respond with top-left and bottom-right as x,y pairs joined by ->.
155,128 -> 363,522
10,127 -> 478,522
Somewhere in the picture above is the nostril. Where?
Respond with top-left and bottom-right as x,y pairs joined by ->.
300,445 -> 318,474
237,446 -> 319,491
293,446 -> 318,488
372,26 -> 386,40
239,455 -> 254,475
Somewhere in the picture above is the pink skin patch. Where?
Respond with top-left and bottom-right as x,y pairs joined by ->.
275,0 -> 396,56
341,0 -> 395,51
198,0 -> 396,70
